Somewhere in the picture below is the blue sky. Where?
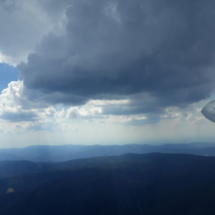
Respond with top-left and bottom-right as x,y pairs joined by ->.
0,0 -> 215,148
0,63 -> 18,92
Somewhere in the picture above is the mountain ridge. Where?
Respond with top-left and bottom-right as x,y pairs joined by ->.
0,152 -> 215,214
0,142 -> 215,162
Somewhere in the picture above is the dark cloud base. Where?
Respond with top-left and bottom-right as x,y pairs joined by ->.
17,0 -> 215,114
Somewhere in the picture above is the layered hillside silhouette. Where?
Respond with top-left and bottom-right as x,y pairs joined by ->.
0,153 -> 215,214
0,142 -> 215,162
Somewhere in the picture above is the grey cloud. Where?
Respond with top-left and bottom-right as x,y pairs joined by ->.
27,122 -> 54,131
22,85 -> 89,106
125,118 -> 160,126
0,0 -> 70,64
18,0 -> 215,114
102,96 -> 163,116
0,0 -> 22,12
1,111 -> 37,122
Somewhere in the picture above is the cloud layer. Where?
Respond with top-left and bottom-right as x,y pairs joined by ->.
17,0 -> 215,112
0,0 -> 215,140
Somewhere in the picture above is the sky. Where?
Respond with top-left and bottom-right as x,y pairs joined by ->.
0,0 -> 215,148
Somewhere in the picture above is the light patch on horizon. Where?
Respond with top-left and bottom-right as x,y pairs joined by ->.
0,77 -> 213,148
0,106 -> 214,149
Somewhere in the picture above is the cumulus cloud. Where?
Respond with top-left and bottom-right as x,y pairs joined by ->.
16,0 -> 215,112
1,0 -> 215,129
0,81 -> 106,130
0,79 -> 161,131
0,0 -> 69,64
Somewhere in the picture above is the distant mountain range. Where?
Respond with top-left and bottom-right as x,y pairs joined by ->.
0,142 -> 215,162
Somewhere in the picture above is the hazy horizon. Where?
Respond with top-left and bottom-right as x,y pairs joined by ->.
1,141 -> 215,150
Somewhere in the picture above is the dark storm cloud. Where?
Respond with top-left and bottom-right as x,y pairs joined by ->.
18,0 -> 215,113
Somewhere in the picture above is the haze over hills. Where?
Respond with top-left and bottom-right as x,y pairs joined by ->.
0,142 -> 215,162
1,142 -> 215,180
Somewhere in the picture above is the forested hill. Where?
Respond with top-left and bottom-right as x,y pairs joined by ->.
0,153 -> 215,214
